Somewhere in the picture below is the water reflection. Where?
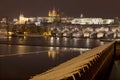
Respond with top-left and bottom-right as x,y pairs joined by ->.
47,47 -> 90,60
70,48 -> 90,53
0,45 -> 89,59
48,47 -> 59,59
56,37 -> 60,45
50,37 -> 54,44
0,37 -> 105,80
86,38 -> 90,47
0,36 -> 105,49
63,37 -> 69,46
17,46 -> 28,55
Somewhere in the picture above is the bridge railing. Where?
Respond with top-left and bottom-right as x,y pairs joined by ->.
30,41 -> 115,80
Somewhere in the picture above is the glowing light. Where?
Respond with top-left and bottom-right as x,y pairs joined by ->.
43,31 -> 51,36
48,47 -> 59,59
84,32 -> 90,37
86,38 -> 90,47
56,37 -> 60,40
50,37 -> 54,44
24,32 -> 27,35
24,36 -> 26,39
8,36 -> 12,40
97,33 -> 104,38
8,32 -> 13,36
64,37 -> 68,41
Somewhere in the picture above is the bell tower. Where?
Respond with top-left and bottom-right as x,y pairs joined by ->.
19,13 -> 25,24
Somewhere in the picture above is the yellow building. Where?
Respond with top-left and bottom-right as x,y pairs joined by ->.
17,8 -> 61,24
48,8 -> 61,23
48,8 -> 59,17
19,14 -> 28,24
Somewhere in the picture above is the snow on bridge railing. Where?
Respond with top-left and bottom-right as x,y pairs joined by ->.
30,41 -> 115,80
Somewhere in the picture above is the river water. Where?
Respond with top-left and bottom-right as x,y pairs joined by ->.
0,37 -> 105,80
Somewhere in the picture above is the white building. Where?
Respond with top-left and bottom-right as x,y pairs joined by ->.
71,18 -> 114,25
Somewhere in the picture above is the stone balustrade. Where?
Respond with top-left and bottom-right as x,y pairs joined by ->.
30,41 -> 115,80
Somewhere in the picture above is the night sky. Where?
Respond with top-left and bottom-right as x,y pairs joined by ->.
0,0 -> 120,18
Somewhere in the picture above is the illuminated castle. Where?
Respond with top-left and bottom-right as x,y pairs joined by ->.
48,8 -> 60,17
16,9 -> 114,25
19,13 -> 28,24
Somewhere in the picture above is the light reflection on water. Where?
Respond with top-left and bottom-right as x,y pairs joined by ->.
0,37 -> 105,80
0,36 -> 105,48
47,47 -> 90,60
48,47 -> 59,59
0,45 -> 84,80
0,45 -> 89,60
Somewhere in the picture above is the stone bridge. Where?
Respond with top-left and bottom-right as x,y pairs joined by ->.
51,26 -> 120,38
30,41 -> 120,80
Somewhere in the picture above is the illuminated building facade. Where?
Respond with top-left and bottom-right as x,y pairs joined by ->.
71,18 -> 114,25
10,9 -> 115,25
18,13 -> 35,24
48,8 -> 60,23
48,8 -> 59,17
17,8 -> 61,24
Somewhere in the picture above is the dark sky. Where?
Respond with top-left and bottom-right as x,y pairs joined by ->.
0,0 -> 119,18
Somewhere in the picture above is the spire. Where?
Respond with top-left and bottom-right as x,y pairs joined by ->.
19,12 -> 25,24
48,10 -> 52,16
80,13 -> 83,18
